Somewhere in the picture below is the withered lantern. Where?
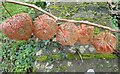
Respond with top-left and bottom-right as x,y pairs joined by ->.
78,24 -> 94,45
56,22 -> 79,46
92,31 -> 117,54
34,14 -> 58,40
0,12 -> 33,40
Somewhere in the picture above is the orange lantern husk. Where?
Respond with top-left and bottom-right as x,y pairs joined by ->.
33,14 -> 58,40
92,31 -> 117,54
56,22 -> 79,46
77,24 -> 94,45
0,12 -> 33,40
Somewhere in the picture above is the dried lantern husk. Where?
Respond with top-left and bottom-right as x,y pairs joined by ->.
34,14 -> 58,40
0,12 -> 33,40
56,22 -> 79,46
92,31 -> 117,54
77,24 -> 94,45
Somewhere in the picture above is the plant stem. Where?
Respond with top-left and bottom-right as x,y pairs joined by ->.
5,0 -> 120,34
2,2 -> 12,17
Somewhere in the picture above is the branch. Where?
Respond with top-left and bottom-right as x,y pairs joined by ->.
2,2 -> 12,17
58,18 -> 120,33
5,0 -> 120,34
6,0 -> 57,20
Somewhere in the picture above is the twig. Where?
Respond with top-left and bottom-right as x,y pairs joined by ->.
58,18 -> 120,33
6,0 -> 57,20
5,0 -> 120,34
2,2 -> 12,17
77,50 -> 83,63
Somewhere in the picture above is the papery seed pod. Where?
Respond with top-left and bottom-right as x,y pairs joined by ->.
77,24 -> 94,45
56,22 -> 79,46
92,31 -> 117,54
33,14 -> 58,40
0,12 -> 33,40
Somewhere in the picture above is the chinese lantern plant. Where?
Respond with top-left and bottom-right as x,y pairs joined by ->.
33,14 -> 58,40
92,31 -> 118,54
0,12 -> 34,40
56,22 -> 79,46
77,24 -> 94,45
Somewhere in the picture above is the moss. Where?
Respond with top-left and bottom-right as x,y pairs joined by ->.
48,2 -> 110,25
48,3 -> 79,19
66,53 -> 75,60
49,5 -> 59,9
73,18 -> 94,22
36,53 -> 118,62
51,54 -> 61,60
81,54 -> 95,60
72,54 -> 95,60
32,67 -> 37,72
36,56 -> 47,62
95,54 -> 117,59
94,27 -> 101,35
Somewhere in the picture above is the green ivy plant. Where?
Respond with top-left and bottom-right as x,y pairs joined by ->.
0,39 -> 36,72
109,0 -> 120,49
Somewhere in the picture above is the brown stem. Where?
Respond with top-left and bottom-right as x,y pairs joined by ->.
5,0 -> 120,34
57,18 -> 120,33
2,2 -> 12,17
